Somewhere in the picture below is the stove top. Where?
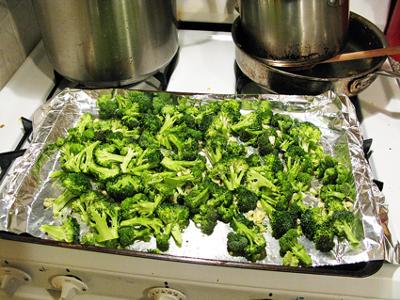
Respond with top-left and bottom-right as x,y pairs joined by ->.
0,22 -> 399,300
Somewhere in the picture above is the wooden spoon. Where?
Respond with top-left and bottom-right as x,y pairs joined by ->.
321,45 -> 400,64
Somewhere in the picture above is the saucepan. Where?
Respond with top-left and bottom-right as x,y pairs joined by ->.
33,0 -> 179,87
239,0 -> 350,67
233,12 -> 400,96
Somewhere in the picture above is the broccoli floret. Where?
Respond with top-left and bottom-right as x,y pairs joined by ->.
142,113 -> 162,133
229,217 -> 266,262
227,232 -> 248,257
155,223 -> 173,252
71,191 -> 106,224
245,167 -> 278,195
289,122 -> 321,153
193,208 -> 219,235
279,228 -> 312,267
246,154 -> 263,167
184,185 -> 209,213
225,140 -> 246,158
288,193 -> 308,219
291,244 -> 312,267
231,112 -> 261,132
257,128 -> 278,155
121,194 -> 163,219
300,207 -> 329,241
156,204 -> 190,245
282,251 -> 300,267
40,217 -> 80,243
314,225 -> 335,252
316,155 -> 338,179
62,141 -> 120,181
152,92 -> 174,114
203,135 -> 227,165
211,158 -> 248,191
235,186 -> 258,213
160,156 -> 202,173
322,167 -> 338,185
97,94 -> 118,119
271,113 -> 295,133
46,190 -> 78,216
126,91 -> 152,113
332,211 -> 363,247
220,100 -> 241,123
121,102 -> 141,129
263,153 -> 282,171
105,175 -> 142,201
217,203 -> 238,224
278,228 -> 301,256
118,226 -> 151,247
57,172 -> 91,193
255,101 -> 273,127
139,130 -> 160,149
156,204 -> 190,229
94,143 -> 138,172
88,200 -> 120,243
269,210 -> 297,239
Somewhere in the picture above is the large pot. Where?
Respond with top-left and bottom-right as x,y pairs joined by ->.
233,13 -> 399,96
33,0 -> 179,87
239,0 -> 349,67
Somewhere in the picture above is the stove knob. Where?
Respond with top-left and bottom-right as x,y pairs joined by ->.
50,275 -> 88,300
147,287 -> 186,300
0,266 -> 32,296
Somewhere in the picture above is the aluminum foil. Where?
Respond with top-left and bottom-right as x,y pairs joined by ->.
0,88 -> 396,266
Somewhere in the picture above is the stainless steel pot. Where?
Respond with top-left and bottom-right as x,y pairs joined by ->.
33,0 -> 179,87
239,0 -> 349,67
233,13 -> 400,96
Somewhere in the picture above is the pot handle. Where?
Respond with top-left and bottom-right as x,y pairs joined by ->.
349,74 -> 378,95
375,59 -> 400,78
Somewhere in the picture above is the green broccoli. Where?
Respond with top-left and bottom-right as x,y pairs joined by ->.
121,193 -> 163,219
105,175 -> 142,201
289,122 -> 321,153
71,191 -> 106,225
228,217 -> 266,262
156,203 -> 190,246
282,251 -> 300,267
332,211 -> 363,247
88,200 -> 120,243
235,186 -> 258,213
40,217 -> 80,243
210,158 -> 248,191
126,91 -> 152,113
184,185 -> 209,213
231,112 -> 261,132
278,228 -> 312,266
227,232 -> 248,257
118,226 -> 152,247
193,208 -> 219,235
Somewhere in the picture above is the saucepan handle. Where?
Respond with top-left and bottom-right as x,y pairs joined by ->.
375,59 -> 400,78
374,69 -> 400,78
348,73 -> 378,95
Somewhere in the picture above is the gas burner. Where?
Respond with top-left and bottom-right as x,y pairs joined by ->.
47,50 -> 180,100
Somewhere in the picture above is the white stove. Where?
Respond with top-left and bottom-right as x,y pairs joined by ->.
1,7 -> 400,300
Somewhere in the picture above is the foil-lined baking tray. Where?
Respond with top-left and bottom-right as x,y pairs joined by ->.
0,88 -> 396,267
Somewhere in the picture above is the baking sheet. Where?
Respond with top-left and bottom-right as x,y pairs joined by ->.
0,88 -> 394,266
